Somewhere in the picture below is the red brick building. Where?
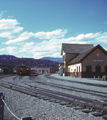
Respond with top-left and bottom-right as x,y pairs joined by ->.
60,43 -> 107,78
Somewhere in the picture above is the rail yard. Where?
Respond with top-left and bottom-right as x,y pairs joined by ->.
0,74 -> 107,120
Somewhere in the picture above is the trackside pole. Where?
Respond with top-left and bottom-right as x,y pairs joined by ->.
0,93 -> 4,120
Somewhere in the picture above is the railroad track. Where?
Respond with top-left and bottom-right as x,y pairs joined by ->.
0,75 -> 107,117
45,74 -> 107,88
26,75 -> 107,99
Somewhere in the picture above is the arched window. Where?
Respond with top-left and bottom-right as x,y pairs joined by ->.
86,65 -> 92,72
105,66 -> 107,72
95,64 -> 101,72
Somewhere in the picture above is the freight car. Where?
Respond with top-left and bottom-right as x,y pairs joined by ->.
16,65 -> 31,75
3,67 -> 13,74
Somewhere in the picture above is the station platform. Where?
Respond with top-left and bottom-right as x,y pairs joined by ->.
51,74 -> 107,86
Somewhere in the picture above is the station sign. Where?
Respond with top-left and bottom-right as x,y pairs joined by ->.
93,60 -> 103,62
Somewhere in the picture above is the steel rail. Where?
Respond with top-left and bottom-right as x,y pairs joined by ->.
45,74 -> 107,88
27,77 -> 107,98
0,80 -> 107,114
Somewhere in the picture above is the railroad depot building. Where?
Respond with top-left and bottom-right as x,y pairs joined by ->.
31,67 -> 58,74
31,68 -> 50,74
59,43 -> 107,78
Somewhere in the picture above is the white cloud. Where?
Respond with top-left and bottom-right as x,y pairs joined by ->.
0,32 -> 14,39
0,48 -> 5,52
18,40 -> 62,58
1,17 -> 107,59
84,32 -> 107,43
0,19 -> 22,30
0,18 -> 23,40
0,46 -> 17,56
5,32 -> 34,44
6,46 -> 17,54
19,42 -> 34,52
32,51 -> 62,59
32,51 -> 61,59
5,29 -> 67,45
13,26 -> 23,33
17,32 -> 107,59
34,29 -> 67,39
0,10 -> 7,19
67,33 -> 94,41
32,52 -> 45,59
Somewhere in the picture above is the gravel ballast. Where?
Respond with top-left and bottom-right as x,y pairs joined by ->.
0,75 -> 105,120
0,87 -> 104,120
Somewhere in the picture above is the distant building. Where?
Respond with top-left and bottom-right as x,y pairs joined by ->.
60,43 -> 107,78
31,67 -> 58,74
31,68 -> 50,74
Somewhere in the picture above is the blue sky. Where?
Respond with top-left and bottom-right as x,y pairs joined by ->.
0,0 -> 107,58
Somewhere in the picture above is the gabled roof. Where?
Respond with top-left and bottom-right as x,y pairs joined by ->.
68,44 -> 107,65
61,43 -> 94,55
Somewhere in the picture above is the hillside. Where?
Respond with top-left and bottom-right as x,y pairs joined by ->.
40,57 -> 62,63
0,55 -> 59,68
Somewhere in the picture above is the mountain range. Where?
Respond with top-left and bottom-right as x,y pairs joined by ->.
40,57 -> 62,63
0,55 -> 60,68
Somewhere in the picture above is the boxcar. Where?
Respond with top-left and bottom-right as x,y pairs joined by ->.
3,67 -> 13,74
16,65 -> 31,75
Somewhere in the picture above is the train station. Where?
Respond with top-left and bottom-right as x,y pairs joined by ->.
59,43 -> 107,78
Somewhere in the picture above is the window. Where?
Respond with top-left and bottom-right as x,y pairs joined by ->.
86,65 -> 92,72
68,68 -> 70,72
79,66 -> 80,72
63,54 -> 66,62
95,64 -> 101,72
105,66 -> 107,72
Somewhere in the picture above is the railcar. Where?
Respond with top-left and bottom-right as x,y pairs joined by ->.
3,67 -> 13,74
16,65 -> 31,75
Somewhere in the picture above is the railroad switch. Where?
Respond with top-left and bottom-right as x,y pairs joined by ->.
82,109 -> 91,113
59,102 -> 69,105
73,106 -> 85,110
66,104 -> 74,107
82,107 -> 95,113
54,100 -> 61,103
43,97 -> 49,100
92,110 -> 106,117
